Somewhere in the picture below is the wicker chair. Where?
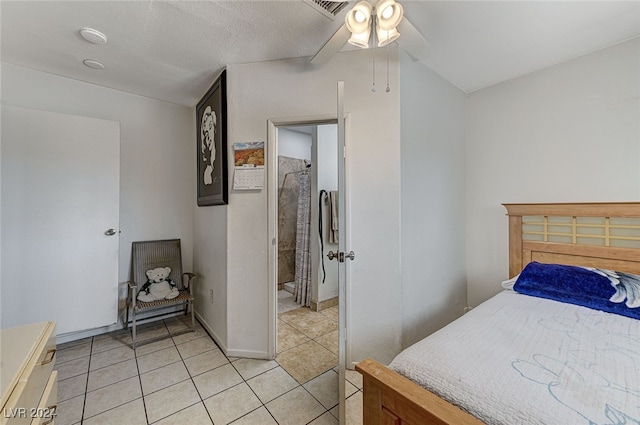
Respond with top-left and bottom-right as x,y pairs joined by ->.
125,239 -> 197,349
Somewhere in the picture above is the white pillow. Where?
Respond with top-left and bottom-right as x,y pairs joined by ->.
501,274 -> 519,290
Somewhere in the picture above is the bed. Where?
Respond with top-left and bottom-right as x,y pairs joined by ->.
355,202 -> 640,425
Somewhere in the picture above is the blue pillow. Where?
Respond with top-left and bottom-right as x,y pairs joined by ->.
513,262 -> 640,320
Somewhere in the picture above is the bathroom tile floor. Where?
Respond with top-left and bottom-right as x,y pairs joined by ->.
56,312 -> 363,425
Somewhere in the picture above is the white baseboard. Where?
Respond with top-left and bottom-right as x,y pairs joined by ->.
56,309 -> 185,345
225,348 -> 271,360
57,322 -> 122,345
57,310 -> 270,362
194,310 -> 226,353
195,311 -> 270,360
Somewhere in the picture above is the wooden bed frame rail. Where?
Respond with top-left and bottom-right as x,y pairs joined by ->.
356,202 -> 640,425
356,359 -> 484,425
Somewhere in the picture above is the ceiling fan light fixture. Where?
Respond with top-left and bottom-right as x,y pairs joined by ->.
348,28 -> 371,48
377,27 -> 400,47
344,0 -> 404,50
381,5 -> 394,19
376,0 -> 403,31
345,0 -> 372,42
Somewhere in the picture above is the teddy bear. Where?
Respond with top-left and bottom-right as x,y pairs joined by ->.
137,266 -> 180,302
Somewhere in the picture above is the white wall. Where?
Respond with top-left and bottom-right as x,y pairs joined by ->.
2,63 -> 195,332
466,38 -> 640,306
194,48 -> 404,363
278,127 -> 312,161
399,51 -> 468,348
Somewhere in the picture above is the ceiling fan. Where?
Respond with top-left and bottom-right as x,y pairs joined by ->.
310,0 -> 431,65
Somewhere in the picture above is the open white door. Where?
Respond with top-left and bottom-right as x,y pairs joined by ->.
1,105 -> 120,334
336,81 -> 351,425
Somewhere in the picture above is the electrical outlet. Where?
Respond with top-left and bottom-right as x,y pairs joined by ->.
209,289 -> 214,303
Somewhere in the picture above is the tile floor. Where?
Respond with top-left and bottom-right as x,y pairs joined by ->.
55,311 -> 363,424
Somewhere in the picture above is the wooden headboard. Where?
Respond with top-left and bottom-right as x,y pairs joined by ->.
503,202 -> 640,278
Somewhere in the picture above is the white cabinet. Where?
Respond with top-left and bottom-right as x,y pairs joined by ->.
1,322 -> 57,425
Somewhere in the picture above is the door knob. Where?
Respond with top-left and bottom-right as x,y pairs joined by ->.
327,250 -> 355,262
104,228 -> 117,236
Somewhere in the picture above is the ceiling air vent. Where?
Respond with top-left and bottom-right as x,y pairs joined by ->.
305,0 -> 350,20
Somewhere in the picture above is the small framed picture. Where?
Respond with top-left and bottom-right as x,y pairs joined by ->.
196,70 -> 228,206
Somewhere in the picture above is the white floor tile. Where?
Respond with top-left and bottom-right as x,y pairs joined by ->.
266,386 -> 326,425
202,383 -> 262,424
89,345 -> 135,371
172,324 -> 209,345
183,348 -> 229,377
303,370 -> 339,409
192,363 -> 243,399
56,341 -> 92,364
152,402 -> 213,425
232,358 -> 279,380
83,398 -> 147,425
175,335 -> 218,359
143,380 -> 201,424
134,337 -> 175,357
56,356 -> 90,381
91,332 -> 132,354
58,373 -> 87,403
309,411 -> 340,425
140,360 -> 190,395
246,366 -> 299,404
55,394 -> 84,425
137,346 -> 181,374
87,358 -> 138,392
346,391 -> 363,425
346,368 -> 363,389
83,376 -> 142,419
231,406 -> 278,425
136,322 -> 170,340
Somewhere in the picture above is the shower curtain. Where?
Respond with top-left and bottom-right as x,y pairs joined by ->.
294,171 -> 312,306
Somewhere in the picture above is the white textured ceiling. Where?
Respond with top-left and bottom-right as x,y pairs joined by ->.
2,1 -> 639,107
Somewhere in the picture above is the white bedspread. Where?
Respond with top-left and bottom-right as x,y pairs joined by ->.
389,291 -> 640,425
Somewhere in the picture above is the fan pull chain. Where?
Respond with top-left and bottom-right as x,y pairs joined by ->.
386,42 -> 391,92
371,51 -> 377,92
371,16 -> 377,92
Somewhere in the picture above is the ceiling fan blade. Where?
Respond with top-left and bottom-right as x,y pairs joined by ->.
310,24 -> 351,65
397,17 -> 431,62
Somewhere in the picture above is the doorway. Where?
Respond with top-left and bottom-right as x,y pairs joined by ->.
267,117 -> 344,419
276,124 -> 340,316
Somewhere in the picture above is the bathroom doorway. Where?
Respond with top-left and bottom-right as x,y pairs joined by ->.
267,118 -> 344,419
276,124 -> 340,317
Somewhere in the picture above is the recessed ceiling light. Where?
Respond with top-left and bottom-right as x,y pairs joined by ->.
80,27 -> 107,44
83,59 -> 105,70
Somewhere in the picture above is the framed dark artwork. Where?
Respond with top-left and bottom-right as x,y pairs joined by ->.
196,70 -> 228,206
